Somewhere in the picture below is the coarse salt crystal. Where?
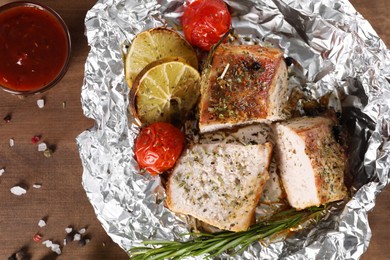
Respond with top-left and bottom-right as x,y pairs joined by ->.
63,238 -> 67,246
33,183 -> 42,189
54,247 -> 61,255
51,244 -> 61,255
65,227 -> 73,233
9,138 -> 14,147
79,238 -> 91,247
0,168 -> 4,176
38,219 -> 46,227
42,240 -> 61,255
38,142 -> 47,152
73,233 -> 81,241
10,186 -> 27,196
79,228 -> 86,234
43,240 -> 52,247
37,99 -> 45,108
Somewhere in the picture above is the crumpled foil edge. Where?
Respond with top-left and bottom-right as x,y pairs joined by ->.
77,0 -> 390,259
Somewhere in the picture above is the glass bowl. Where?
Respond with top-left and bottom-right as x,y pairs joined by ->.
0,1 -> 71,95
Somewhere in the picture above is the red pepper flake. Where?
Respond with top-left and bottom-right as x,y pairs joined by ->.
31,135 -> 41,144
33,233 -> 42,242
3,114 -> 11,123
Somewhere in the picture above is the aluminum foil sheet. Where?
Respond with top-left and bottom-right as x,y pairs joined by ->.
77,0 -> 390,258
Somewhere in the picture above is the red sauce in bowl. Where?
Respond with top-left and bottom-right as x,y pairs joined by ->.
0,2 -> 71,95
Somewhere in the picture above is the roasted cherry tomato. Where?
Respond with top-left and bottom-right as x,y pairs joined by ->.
134,122 -> 185,175
182,0 -> 231,51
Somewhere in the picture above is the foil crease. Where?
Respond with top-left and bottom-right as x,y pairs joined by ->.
77,0 -> 390,259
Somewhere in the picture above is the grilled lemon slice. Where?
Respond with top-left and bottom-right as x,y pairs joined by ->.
125,27 -> 198,89
130,57 -> 200,126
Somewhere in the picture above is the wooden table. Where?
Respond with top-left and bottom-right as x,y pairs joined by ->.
0,0 -> 388,259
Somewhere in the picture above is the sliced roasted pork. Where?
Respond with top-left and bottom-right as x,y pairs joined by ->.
166,142 -> 272,232
273,116 -> 347,210
199,123 -> 272,145
199,44 -> 290,133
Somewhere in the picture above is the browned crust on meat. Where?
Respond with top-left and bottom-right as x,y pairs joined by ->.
289,117 -> 347,206
199,44 -> 286,131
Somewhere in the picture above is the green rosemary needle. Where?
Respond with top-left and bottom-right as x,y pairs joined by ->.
128,205 -> 327,260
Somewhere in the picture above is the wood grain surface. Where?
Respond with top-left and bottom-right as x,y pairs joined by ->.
0,0 -> 388,259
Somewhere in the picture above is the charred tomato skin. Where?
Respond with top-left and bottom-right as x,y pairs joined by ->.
134,122 -> 185,175
182,0 -> 231,51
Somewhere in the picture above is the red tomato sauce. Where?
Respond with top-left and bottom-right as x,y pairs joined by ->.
0,4 -> 69,93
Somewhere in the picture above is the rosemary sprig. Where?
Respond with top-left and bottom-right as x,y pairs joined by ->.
128,205 -> 327,260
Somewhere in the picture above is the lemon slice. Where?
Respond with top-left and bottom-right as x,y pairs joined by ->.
130,57 -> 200,126
125,27 -> 198,89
